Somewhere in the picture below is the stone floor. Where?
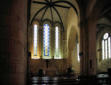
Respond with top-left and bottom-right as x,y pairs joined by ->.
28,76 -> 79,85
28,72 -> 111,85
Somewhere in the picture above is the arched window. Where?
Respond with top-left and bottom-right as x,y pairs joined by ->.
54,26 -> 61,59
32,23 -> 40,59
77,43 -> 80,62
31,22 -> 63,60
102,33 -> 111,60
76,35 -> 80,62
33,24 -> 38,56
43,24 -> 51,59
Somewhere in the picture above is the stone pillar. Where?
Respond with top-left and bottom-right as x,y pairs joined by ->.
80,18 -> 97,76
80,19 -> 89,76
87,18 -> 97,75
0,0 -> 27,85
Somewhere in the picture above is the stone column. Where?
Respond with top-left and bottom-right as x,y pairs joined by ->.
87,18 -> 97,75
80,19 -> 89,76
80,18 -> 97,76
0,0 -> 27,85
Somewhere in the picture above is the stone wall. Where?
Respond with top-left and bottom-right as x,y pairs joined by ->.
29,59 -> 68,76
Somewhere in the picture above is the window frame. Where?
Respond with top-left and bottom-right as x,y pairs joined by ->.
102,33 -> 111,60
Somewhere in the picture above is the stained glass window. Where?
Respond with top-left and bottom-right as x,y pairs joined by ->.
33,24 -> 38,56
32,24 -> 40,59
54,26 -> 61,59
43,24 -> 50,59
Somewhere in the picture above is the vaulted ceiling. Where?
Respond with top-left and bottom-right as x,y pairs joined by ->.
30,0 -> 79,31
29,0 -> 111,33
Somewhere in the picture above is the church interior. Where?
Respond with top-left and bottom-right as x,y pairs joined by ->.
0,0 -> 111,85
